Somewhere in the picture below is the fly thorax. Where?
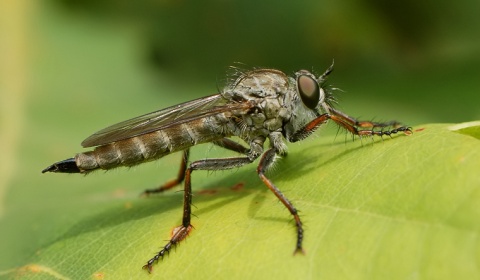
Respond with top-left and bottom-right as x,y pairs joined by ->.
222,68 -> 294,139
262,97 -> 290,131
225,68 -> 289,98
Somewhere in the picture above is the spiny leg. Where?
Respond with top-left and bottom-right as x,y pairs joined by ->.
142,166 -> 194,273
288,114 -> 330,142
257,148 -> 304,254
328,110 -> 412,138
142,149 -> 190,196
329,108 -> 402,129
288,112 -> 411,143
143,138 -> 249,196
142,152 -> 259,273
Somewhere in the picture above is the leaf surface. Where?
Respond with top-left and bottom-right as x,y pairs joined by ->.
8,122 -> 480,280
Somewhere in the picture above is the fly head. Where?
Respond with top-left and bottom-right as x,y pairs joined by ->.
295,61 -> 334,113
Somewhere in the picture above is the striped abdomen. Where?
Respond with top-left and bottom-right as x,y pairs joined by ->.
75,118 -> 226,173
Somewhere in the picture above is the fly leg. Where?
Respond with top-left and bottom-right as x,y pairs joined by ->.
142,161 -> 195,273
257,148 -> 304,254
143,139 -> 263,273
143,139 -> 249,196
328,108 -> 412,138
288,112 -> 411,142
213,138 -> 250,154
142,149 -> 190,195
329,108 -> 402,129
288,114 -> 331,142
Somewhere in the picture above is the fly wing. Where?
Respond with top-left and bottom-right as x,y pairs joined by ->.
81,94 -> 252,148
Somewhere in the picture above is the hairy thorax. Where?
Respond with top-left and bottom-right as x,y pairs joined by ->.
220,68 -> 296,143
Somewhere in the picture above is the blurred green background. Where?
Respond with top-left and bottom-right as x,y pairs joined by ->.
1,0 -> 479,277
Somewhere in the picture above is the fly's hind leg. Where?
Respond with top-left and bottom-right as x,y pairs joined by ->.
142,149 -> 190,196
143,138 -> 261,273
143,139 -> 249,196
142,163 -> 195,273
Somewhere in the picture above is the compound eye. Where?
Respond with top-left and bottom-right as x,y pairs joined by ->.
297,75 -> 320,110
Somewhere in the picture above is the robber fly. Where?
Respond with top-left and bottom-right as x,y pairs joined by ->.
42,63 -> 411,272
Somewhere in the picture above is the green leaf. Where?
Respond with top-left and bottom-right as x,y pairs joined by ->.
7,122 -> 480,280
450,121 -> 480,140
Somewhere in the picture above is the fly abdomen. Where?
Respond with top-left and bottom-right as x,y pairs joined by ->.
74,132 -> 171,172
44,117 -> 229,174
43,132 -> 172,174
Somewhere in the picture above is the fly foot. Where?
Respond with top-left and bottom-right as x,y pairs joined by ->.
143,224 -> 193,273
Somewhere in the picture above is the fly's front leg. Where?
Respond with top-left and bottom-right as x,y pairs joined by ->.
288,114 -> 331,142
329,108 -> 401,129
142,149 -> 190,196
143,141 -> 262,273
257,148 -> 305,254
288,112 -> 411,143
329,108 -> 412,138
